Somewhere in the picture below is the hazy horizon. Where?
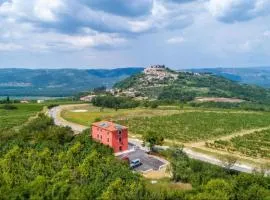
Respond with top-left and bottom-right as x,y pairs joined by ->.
0,65 -> 270,70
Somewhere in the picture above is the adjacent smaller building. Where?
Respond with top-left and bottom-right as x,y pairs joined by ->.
37,100 -> 45,104
80,95 -> 96,102
91,121 -> 128,153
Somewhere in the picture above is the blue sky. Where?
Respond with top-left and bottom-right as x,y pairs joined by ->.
0,0 -> 270,69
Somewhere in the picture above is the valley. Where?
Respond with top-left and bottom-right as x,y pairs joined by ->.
190,67 -> 270,88
2,0 -> 270,198
1,66 -> 270,200
0,68 -> 143,96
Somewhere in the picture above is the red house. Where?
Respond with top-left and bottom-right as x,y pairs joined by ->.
91,121 -> 128,153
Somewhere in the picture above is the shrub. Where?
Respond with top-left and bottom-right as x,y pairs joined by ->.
92,95 -> 139,109
150,102 -> 159,109
0,104 -> 18,110
47,104 -> 59,109
94,117 -> 102,122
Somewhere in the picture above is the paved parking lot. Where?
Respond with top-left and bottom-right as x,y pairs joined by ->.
118,148 -> 167,173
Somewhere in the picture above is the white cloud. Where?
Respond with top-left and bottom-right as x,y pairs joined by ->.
263,30 -> 270,37
33,0 -> 65,22
46,33 -> 127,50
79,0 -> 153,17
4,30 -> 127,52
0,0 -> 193,35
238,40 -> 253,52
207,0 -> 270,23
0,0 -> 270,68
167,36 -> 185,44
0,0 -> 195,53
0,0 -> 66,22
0,42 -> 23,51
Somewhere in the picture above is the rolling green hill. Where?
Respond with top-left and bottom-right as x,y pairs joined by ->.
189,67 -> 270,88
0,68 -> 143,97
2,67 -> 270,98
114,68 -> 270,103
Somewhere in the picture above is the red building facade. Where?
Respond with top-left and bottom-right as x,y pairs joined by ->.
91,121 -> 128,153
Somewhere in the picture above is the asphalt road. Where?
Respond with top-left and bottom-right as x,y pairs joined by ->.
183,148 -> 255,174
48,105 -> 88,133
48,105 -> 266,175
117,149 -> 166,172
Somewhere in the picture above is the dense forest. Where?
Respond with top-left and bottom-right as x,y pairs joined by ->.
1,114 -> 269,199
163,148 -> 270,200
0,114 -> 147,199
92,96 -> 140,109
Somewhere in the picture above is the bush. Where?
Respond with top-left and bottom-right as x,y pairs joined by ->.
150,102 -> 159,109
0,104 -> 18,110
94,117 -> 102,122
92,95 -> 140,109
47,104 -> 59,109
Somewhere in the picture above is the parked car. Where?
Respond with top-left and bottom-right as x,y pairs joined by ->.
130,159 -> 142,169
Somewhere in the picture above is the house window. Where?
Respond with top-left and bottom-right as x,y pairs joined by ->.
118,130 -> 122,136
119,146 -> 122,151
107,138 -> 109,143
119,137 -> 122,143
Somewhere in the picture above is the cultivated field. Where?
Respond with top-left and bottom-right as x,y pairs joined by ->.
0,104 -> 44,130
194,97 -> 244,103
61,105 -> 181,126
117,112 -> 270,142
61,105 -> 270,143
207,129 -> 270,159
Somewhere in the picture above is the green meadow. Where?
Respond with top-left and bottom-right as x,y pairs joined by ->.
0,104 -> 44,130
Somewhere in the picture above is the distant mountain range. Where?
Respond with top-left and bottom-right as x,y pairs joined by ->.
188,67 -> 270,88
0,68 -> 143,96
1,67 -> 270,97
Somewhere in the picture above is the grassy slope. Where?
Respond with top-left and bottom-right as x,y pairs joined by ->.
0,104 -> 44,130
61,105 -> 180,126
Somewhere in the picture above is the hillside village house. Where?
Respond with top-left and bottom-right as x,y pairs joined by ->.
91,121 -> 128,153
80,95 -> 96,102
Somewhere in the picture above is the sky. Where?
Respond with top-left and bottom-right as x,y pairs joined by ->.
0,0 -> 270,69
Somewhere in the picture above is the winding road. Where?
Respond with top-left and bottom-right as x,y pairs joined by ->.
48,104 -> 268,175
48,105 -> 88,134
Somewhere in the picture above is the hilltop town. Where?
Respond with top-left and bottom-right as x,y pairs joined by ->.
143,65 -> 178,80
